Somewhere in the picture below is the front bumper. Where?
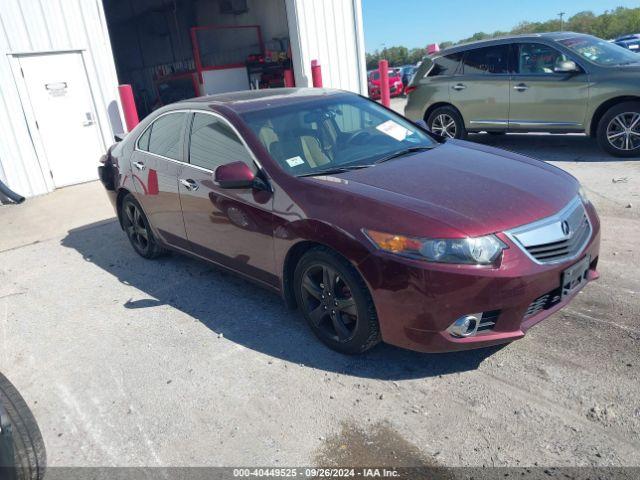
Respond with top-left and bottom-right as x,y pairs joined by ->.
357,204 -> 601,353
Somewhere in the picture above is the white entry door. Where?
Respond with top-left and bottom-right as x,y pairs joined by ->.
19,52 -> 104,188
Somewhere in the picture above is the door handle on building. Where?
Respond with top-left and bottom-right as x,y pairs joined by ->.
82,112 -> 95,126
133,161 -> 146,171
180,178 -> 199,191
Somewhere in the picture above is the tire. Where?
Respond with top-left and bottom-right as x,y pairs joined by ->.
596,101 -> 640,157
294,247 -> 381,355
121,194 -> 167,259
427,106 -> 467,139
0,373 -> 46,480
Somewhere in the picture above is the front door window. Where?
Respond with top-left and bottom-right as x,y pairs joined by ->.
517,43 -> 569,75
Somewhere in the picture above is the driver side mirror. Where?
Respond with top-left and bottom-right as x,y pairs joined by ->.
214,162 -> 256,189
554,60 -> 580,73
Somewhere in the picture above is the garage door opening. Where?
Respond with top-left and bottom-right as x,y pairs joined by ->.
102,0 -> 293,119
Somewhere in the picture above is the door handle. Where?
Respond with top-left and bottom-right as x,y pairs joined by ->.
82,112 -> 95,126
513,83 -> 529,92
180,178 -> 199,191
452,83 -> 466,91
133,161 -> 146,171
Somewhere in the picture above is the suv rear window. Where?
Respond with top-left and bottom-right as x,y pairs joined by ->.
461,45 -> 510,74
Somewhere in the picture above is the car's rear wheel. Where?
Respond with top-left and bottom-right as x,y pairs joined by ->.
427,106 -> 467,139
294,247 -> 380,354
121,194 -> 166,259
597,101 -> 640,157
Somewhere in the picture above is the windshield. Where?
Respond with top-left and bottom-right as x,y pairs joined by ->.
241,95 -> 436,177
558,36 -> 640,66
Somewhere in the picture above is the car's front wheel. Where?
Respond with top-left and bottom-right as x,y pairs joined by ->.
427,106 -> 467,139
121,194 -> 167,259
597,101 -> 640,157
294,247 -> 380,354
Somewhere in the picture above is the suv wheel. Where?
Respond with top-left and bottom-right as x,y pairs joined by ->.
597,101 -> 640,157
427,106 -> 467,139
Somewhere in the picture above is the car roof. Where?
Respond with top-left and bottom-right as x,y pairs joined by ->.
433,31 -> 595,56
167,88 -> 354,114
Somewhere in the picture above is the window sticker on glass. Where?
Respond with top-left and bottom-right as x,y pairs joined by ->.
376,120 -> 410,141
286,156 -> 305,167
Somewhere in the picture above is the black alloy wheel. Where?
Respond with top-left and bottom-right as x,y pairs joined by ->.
294,248 -> 380,354
300,263 -> 359,343
121,194 -> 166,259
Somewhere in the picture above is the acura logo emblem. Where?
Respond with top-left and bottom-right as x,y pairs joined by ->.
561,220 -> 571,236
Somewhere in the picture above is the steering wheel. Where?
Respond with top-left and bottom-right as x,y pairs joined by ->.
343,130 -> 372,146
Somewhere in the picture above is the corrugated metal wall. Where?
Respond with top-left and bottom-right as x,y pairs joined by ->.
0,0 -> 123,197
286,0 -> 367,96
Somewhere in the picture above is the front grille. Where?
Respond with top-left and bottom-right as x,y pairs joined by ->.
525,289 -> 561,318
477,310 -> 500,332
506,197 -> 592,265
525,213 -> 590,263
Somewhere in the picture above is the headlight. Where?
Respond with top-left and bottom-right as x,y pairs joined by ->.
363,229 -> 506,265
578,185 -> 590,205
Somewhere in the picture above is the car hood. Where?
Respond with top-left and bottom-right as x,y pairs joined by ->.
311,141 -> 578,237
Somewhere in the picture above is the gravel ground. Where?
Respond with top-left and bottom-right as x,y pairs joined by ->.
0,98 -> 639,469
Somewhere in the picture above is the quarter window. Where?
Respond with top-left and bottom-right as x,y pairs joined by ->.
138,112 -> 186,161
189,113 -> 255,172
429,53 -> 463,76
517,43 -> 569,74
461,45 -> 510,74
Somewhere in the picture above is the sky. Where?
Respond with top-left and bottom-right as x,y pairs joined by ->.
362,0 -> 639,52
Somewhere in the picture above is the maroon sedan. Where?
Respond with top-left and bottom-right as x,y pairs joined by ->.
99,88 -> 600,354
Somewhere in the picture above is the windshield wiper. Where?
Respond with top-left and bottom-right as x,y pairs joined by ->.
374,146 -> 434,165
297,164 -> 375,177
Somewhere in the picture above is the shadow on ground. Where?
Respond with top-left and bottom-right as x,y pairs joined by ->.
467,132 -> 634,162
61,220 -> 502,380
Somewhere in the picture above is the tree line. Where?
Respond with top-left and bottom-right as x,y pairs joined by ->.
365,6 -> 640,69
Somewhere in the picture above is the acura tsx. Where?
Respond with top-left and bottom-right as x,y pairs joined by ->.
99,88 -> 600,354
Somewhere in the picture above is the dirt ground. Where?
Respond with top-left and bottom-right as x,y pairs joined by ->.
0,99 -> 639,470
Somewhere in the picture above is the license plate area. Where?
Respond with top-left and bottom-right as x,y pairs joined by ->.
561,255 -> 590,299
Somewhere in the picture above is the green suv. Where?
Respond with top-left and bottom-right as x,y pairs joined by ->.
405,32 -> 640,157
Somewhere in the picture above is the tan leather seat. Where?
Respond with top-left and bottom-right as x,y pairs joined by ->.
269,135 -> 331,170
259,125 -> 279,153
300,135 -> 331,168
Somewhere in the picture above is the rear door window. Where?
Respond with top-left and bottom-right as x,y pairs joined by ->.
461,45 -> 510,74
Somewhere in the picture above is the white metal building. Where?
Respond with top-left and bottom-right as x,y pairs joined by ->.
0,0 -> 367,199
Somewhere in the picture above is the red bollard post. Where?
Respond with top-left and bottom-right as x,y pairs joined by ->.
311,60 -> 323,88
118,84 -> 139,132
379,59 -> 390,107
284,69 -> 295,87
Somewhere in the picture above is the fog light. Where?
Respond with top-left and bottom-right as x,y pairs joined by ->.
448,314 -> 481,338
